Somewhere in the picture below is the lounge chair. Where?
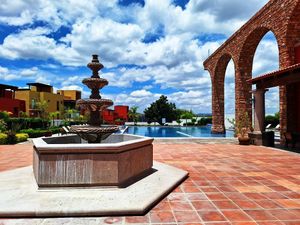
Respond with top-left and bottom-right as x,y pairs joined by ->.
119,126 -> 128,134
265,124 -> 272,129
61,126 -> 70,135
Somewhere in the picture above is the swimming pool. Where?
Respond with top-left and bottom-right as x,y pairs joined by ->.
124,126 -> 234,138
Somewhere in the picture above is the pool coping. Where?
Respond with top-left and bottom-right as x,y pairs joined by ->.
153,137 -> 237,144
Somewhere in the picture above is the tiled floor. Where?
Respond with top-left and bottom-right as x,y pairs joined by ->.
0,143 -> 300,224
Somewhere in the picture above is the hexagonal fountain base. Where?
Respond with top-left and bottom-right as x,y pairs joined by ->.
33,134 -> 154,187
0,161 -> 188,217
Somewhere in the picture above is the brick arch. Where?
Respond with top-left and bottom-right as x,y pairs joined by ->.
204,0 -> 300,134
236,28 -> 280,121
286,1 -> 300,64
211,53 -> 236,133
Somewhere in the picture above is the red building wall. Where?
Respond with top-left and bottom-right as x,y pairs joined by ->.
114,105 -> 129,121
3,90 -> 13,98
102,105 -> 129,125
102,110 -> 114,124
0,98 -> 26,117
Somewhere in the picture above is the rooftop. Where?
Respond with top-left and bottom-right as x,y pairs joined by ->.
0,143 -> 299,224
26,82 -> 53,88
0,84 -> 18,91
248,63 -> 300,87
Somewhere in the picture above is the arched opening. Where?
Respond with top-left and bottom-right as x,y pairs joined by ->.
252,31 -> 280,130
211,53 -> 235,134
224,60 -> 235,130
237,27 -> 281,128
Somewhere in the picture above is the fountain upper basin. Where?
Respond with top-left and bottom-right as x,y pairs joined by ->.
33,134 -> 154,187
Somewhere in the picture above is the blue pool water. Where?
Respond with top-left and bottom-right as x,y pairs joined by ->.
124,126 -> 234,138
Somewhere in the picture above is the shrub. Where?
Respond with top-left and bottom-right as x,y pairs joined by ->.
265,115 -> 279,128
0,119 -> 7,132
183,122 -> 195,126
49,127 -> 61,134
62,120 -> 87,126
16,133 -> 29,143
0,111 -> 10,121
0,133 -> 7,144
6,131 -> 17,144
6,118 -> 50,131
197,117 -> 212,126
19,129 -> 53,138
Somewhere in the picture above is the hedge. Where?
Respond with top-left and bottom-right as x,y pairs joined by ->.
16,133 -> 29,143
6,118 -> 50,131
19,129 -> 51,138
19,126 -> 62,138
0,133 -> 7,144
197,117 -> 212,126
0,133 -> 29,144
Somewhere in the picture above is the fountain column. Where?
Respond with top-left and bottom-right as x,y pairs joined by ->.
70,55 -> 119,143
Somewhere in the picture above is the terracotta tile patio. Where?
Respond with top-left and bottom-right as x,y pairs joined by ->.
0,143 -> 300,224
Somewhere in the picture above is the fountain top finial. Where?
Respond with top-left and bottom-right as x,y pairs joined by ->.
87,54 -> 104,78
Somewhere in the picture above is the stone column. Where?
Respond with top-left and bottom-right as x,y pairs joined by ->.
252,89 -> 268,133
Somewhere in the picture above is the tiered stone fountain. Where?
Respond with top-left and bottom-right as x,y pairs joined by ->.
0,54 -> 188,218
32,55 -> 154,187
69,55 -> 119,143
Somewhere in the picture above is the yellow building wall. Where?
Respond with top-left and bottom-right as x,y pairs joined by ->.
40,92 -> 64,115
15,91 -> 35,114
57,90 -> 81,100
15,90 -> 64,118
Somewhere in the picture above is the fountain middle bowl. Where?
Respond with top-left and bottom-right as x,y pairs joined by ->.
82,78 -> 108,89
70,125 -> 119,143
76,99 -> 113,111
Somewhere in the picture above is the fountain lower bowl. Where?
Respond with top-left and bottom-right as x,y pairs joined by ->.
32,134 -> 154,187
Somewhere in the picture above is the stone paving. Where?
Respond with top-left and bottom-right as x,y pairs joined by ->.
0,143 -> 300,224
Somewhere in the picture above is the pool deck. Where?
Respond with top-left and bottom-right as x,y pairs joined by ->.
0,142 -> 300,224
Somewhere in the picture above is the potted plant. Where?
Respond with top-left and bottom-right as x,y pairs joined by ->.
236,112 -> 251,145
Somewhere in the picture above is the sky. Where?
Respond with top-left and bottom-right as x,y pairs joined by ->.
0,0 -> 279,114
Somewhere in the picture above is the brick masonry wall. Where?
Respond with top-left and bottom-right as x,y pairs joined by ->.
203,0 -> 300,135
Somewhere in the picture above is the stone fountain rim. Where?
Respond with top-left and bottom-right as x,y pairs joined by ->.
32,134 -> 154,153
69,125 -> 119,134
82,77 -> 108,82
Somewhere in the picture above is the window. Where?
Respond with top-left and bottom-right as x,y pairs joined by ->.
57,101 -> 59,111
31,99 -> 35,109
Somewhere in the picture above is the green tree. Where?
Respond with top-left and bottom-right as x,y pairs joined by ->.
274,111 -> 280,120
128,106 -> 140,125
36,100 -> 48,119
0,119 -> 7,132
144,95 -> 177,125
49,111 -> 60,126
191,118 -> 197,125
64,108 -> 79,121
0,111 -> 10,121
180,110 -> 194,126
265,112 -> 280,128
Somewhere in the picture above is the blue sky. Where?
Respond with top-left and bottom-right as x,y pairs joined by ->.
0,0 -> 279,115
